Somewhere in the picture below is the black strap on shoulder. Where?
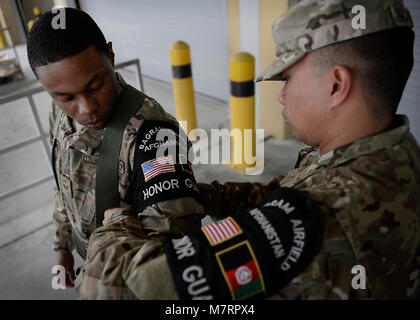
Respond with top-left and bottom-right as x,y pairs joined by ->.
95,85 -> 146,227
51,108 -> 64,190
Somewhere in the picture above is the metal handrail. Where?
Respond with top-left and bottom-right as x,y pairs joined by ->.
115,58 -> 145,93
0,58 -> 144,201
0,27 -> 22,76
0,59 -> 144,105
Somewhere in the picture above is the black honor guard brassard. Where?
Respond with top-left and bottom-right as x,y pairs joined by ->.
164,187 -> 325,300
124,120 -> 201,214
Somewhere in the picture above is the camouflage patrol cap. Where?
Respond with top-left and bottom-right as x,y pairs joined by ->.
256,0 -> 413,82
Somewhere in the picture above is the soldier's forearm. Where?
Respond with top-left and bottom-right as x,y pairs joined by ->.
80,187 -> 325,300
53,226 -> 74,253
199,178 -> 283,218
78,213 -> 178,299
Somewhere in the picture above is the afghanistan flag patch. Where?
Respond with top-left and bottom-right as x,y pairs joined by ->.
215,240 -> 265,299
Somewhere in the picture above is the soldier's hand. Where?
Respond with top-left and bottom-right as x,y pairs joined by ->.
57,250 -> 76,287
103,207 -> 121,225
103,206 -> 135,225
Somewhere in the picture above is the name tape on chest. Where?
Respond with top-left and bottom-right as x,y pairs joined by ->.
82,155 -> 126,175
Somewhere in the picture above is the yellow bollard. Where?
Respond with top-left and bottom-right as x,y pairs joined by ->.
229,52 -> 256,172
0,30 -> 6,49
28,7 -> 42,32
27,20 -> 35,31
169,41 -> 197,136
33,7 -> 41,16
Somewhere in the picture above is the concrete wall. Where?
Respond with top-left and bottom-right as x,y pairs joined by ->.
399,0 -> 420,141
20,0 -> 55,24
226,0 -> 291,139
0,0 -> 22,44
257,0 -> 291,140
79,0 -> 230,101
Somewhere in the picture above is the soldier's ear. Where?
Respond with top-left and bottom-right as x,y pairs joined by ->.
329,65 -> 352,109
106,42 -> 115,68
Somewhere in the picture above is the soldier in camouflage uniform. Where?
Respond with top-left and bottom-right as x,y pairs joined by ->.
77,0 -> 420,300
27,8 -> 204,288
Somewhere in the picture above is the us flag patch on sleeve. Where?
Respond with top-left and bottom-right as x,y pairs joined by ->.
202,217 -> 242,246
141,155 -> 175,181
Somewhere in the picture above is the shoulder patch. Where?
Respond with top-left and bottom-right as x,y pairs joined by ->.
215,240 -> 265,299
202,217 -> 243,246
164,187 -> 325,300
125,120 -> 200,214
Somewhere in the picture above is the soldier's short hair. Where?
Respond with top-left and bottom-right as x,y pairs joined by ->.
312,28 -> 415,117
27,7 -> 108,77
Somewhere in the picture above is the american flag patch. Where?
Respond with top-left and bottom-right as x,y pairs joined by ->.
202,217 -> 242,246
141,155 -> 175,182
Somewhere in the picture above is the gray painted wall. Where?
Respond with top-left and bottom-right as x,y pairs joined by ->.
79,0 -> 230,101
400,0 -> 420,141
20,0 -> 54,23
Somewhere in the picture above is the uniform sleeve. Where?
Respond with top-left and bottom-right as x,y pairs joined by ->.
198,176 -> 284,219
49,102 -> 74,253
264,176 -> 364,300
332,165 -> 418,299
52,186 -> 74,252
124,116 -> 205,237
275,206 -> 359,300
281,157 -> 418,300
76,213 -> 178,299
77,187 -> 325,300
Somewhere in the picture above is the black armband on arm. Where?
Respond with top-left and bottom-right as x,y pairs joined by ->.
124,120 -> 201,213
164,187 -> 325,300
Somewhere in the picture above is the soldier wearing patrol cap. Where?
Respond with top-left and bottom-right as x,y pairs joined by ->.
78,0 -> 419,299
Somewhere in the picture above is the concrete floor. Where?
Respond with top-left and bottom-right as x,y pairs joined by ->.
0,45 -> 305,299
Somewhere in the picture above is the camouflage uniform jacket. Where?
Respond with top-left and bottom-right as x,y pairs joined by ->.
50,73 -> 204,255
204,114 -> 420,299
77,114 -> 419,300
